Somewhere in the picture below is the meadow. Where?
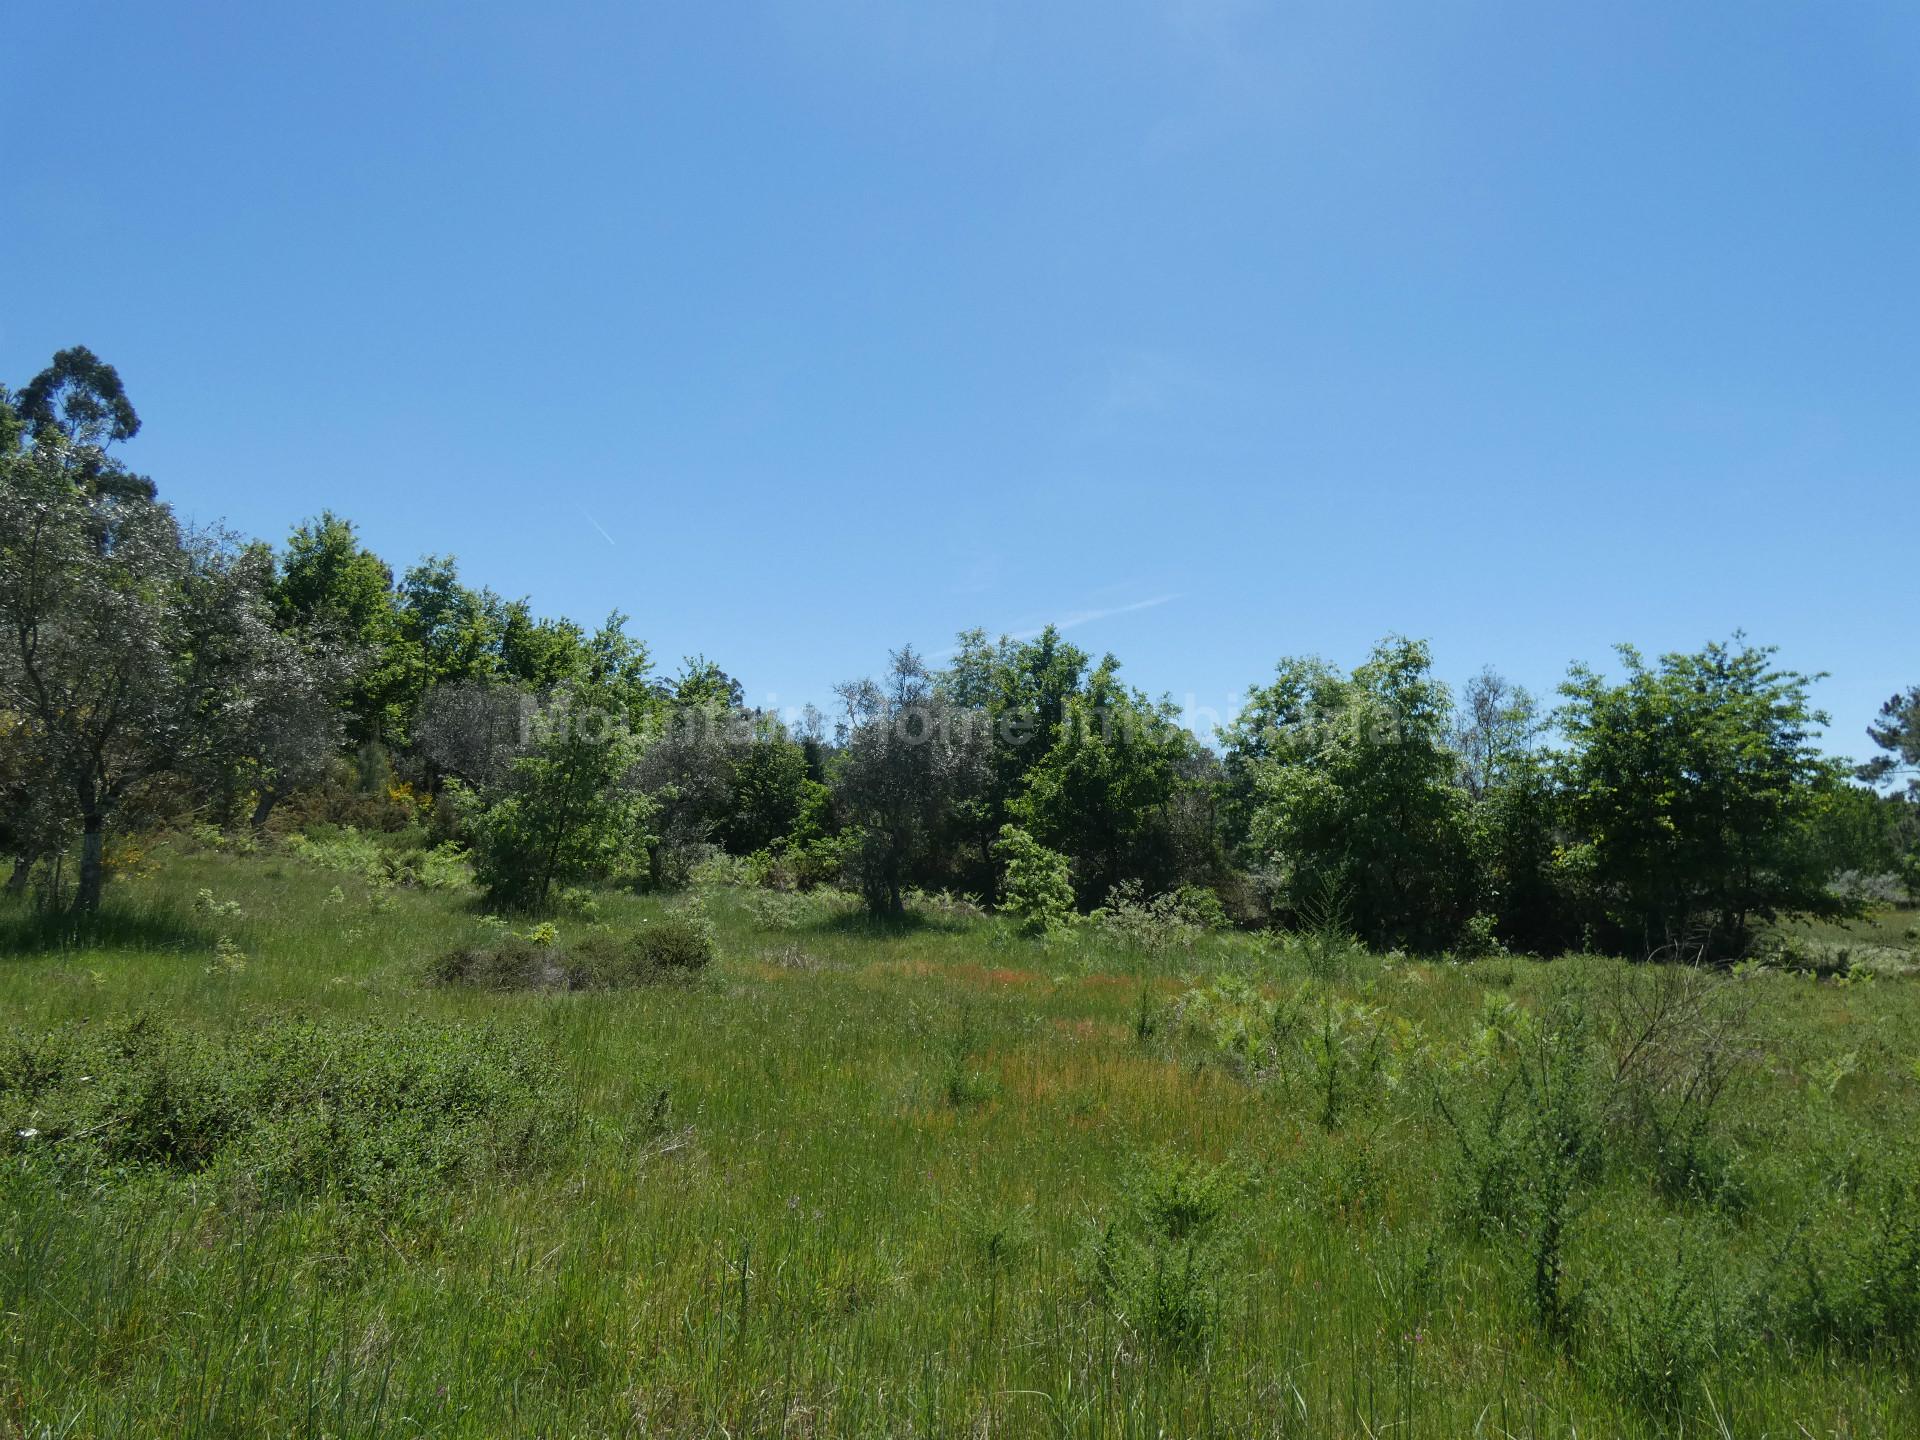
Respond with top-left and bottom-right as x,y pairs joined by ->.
2,838 -> 1918,1439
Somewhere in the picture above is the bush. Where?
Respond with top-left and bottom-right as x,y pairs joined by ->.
0,1014 -> 571,1214
433,913 -> 714,991
1083,1152 -> 1248,1351
1091,881 -> 1202,956
636,910 -> 717,971
1776,1168 -> 1920,1351
1591,1228 -> 1754,1421
993,825 -> 1075,936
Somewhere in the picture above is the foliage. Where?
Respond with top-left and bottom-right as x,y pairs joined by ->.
432,915 -> 712,990
991,824 -> 1075,936
1083,1152 -> 1247,1351
1234,638 -> 1475,952
1558,637 -> 1852,958
469,617 -> 653,910
0,439 -> 340,908
833,646 -> 989,915
1012,657 -> 1197,905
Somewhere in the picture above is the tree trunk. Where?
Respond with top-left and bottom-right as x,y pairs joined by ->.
5,857 -> 30,894
76,814 -> 106,911
250,789 -> 280,833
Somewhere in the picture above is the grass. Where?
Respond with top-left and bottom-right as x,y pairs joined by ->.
2,840 -> 1919,1437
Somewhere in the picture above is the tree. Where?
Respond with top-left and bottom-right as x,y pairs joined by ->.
1234,638 -> 1474,951
275,513 -> 416,744
1449,669 -> 1571,952
398,555 -> 498,696
0,440 -> 317,908
1859,686 -> 1920,800
414,680 -> 534,793
1012,656 -> 1196,904
1452,668 -> 1542,802
1557,637 -> 1849,958
718,716 -> 812,855
0,712 -> 72,889
220,619 -> 356,831
940,626 -> 1090,895
1848,685 -> 1920,899
993,823 -> 1075,935
834,646 -> 988,915
490,597 -> 587,691
468,617 -> 652,910
9,347 -> 152,503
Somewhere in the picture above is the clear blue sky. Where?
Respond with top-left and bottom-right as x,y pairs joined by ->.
4,2 -> 1914,753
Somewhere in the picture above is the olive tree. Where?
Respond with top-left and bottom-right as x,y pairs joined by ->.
0,440 -> 323,907
834,646 -> 988,916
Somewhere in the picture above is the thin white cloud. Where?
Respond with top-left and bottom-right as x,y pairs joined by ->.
579,507 -> 617,548
1014,592 -> 1180,640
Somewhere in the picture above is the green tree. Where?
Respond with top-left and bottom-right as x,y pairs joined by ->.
993,823 -> 1075,935
1453,669 -> 1572,952
8,347 -> 152,503
940,625 -> 1090,895
719,717 -> 812,855
1013,657 -> 1195,905
1859,686 -> 1920,800
0,440 -> 322,908
275,513 -> 416,744
489,596 -> 588,691
1557,637 -> 1849,958
834,646 -> 988,915
1235,638 -> 1474,951
398,555 -> 498,695
469,616 -> 653,910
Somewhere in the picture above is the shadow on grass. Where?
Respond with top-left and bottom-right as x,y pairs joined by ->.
0,898 -> 216,956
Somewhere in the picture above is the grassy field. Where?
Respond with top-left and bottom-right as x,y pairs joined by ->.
3,840 -> 1919,1438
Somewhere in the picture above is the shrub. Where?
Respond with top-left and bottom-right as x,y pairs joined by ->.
433,913 -> 714,991
0,1015 -> 571,1214
1182,977 -> 1405,1130
1091,881 -> 1201,956
431,932 -> 568,990
1591,1228 -> 1754,1421
636,909 -> 716,971
742,887 -> 859,932
1432,988 -> 1601,1340
1776,1167 -> 1920,1351
1083,1152 -> 1248,1351
1166,885 -> 1230,932
993,825 -> 1075,936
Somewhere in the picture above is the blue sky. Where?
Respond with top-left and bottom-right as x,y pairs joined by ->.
4,1 -> 1914,753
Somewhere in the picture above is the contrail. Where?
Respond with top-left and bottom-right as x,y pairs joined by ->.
579,507 -> 617,547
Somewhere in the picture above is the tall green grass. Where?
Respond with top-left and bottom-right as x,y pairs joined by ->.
2,840 -> 1918,1437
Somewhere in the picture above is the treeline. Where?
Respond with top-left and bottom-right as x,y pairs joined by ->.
2,347 -> 1916,956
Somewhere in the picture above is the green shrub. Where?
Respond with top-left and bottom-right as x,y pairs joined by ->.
1091,881 -> 1201,955
1591,1228 -> 1754,1421
993,825 -> 1075,936
433,913 -> 713,991
1083,1152 -> 1248,1351
637,910 -> 716,970
1431,988 -> 1601,1340
1777,1168 -> 1920,1351
430,932 -> 565,990
0,1015 -> 571,1214
1166,885 -> 1230,932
